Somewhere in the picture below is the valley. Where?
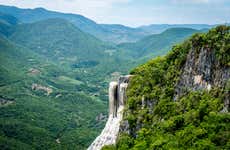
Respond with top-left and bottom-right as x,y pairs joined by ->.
0,5 -> 223,150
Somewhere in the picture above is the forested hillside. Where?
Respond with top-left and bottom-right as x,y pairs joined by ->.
118,28 -> 204,58
103,26 -> 230,150
0,20 -> 109,149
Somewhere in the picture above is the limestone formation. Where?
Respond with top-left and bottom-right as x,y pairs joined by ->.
88,75 -> 132,150
174,46 -> 230,104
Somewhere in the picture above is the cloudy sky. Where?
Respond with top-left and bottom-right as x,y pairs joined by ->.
0,0 -> 229,27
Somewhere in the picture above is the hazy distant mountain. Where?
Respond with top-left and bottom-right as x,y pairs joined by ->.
138,24 -> 215,34
118,28 -> 204,58
0,12 -> 18,25
99,24 -> 148,43
0,5 -> 148,43
0,13 -> 18,36
0,5 -> 218,44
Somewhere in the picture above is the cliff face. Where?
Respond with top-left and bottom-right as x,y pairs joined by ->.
174,43 -> 229,110
101,26 -> 229,150
175,46 -> 230,96
88,75 -> 132,150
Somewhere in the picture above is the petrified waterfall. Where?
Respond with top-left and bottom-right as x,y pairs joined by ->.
88,75 -> 132,150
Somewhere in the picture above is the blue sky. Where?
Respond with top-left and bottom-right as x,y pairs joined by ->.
0,0 -> 229,27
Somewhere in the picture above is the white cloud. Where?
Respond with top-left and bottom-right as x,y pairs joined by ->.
0,0 -> 132,24
0,0 -> 229,27
0,0 -> 131,9
171,0 -> 229,4
172,0 -> 209,4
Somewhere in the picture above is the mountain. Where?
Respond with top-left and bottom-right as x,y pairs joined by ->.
9,18 -> 109,60
0,12 -> 18,26
0,5 -> 148,43
138,24 -> 215,34
0,13 -> 18,37
118,28 -> 203,58
102,25 -> 230,150
99,24 -> 147,43
5,17 -> 135,88
0,5 -> 217,44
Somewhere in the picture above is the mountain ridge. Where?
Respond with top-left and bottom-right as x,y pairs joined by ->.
118,27 -> 204,59
0,5 -> 217,44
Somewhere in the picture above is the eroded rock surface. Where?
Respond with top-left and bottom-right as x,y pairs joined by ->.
174,46 -> 229,106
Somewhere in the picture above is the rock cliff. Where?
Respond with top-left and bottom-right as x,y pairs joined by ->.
174,45 -> 229,97
174,41 -> 229,110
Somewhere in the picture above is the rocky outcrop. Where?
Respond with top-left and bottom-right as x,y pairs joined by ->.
174,45 -> 229,110
0,96 -> 14,106
31,83 -> 53,95
88,75 -> 132,150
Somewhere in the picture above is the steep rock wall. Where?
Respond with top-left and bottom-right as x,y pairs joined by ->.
88,75 -> 132,150
174,45 -> 229,110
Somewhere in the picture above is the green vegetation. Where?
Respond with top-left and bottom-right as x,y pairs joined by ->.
57,76 -> 83,85
0,12 -> 141,149
0,17 -> 110,149
0,7 -> 218,149
0,33 -> 108,149
104,26 -> 230,149
190,25 -> 230,66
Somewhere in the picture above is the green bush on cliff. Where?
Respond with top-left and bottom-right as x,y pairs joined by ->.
191,25 -> 230,66
104,25 -> 230,149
